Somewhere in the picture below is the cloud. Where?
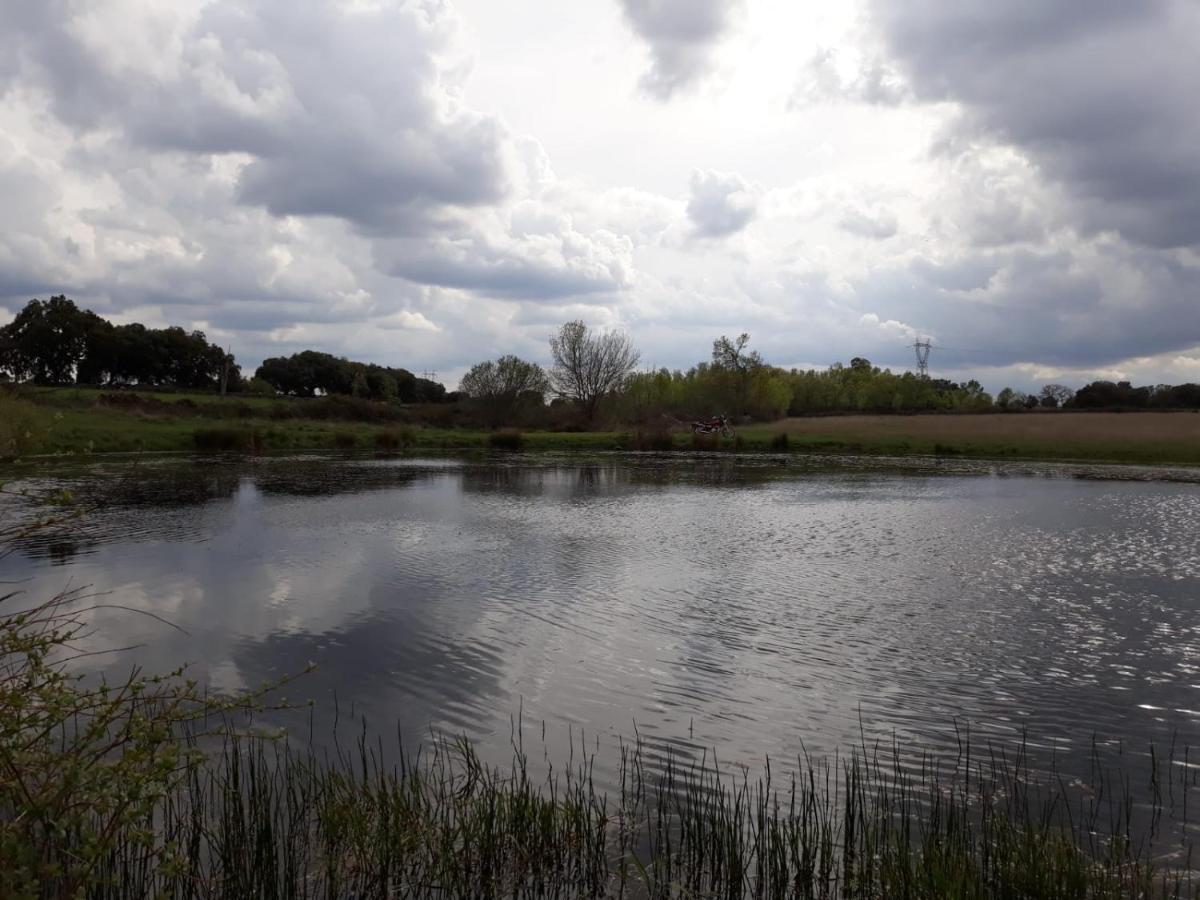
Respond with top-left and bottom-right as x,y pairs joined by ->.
2,0 -> 1199,393
377,202 -> 634,301
617,0 -> 742,100
853,239 -> 1200,372
0,0 -> 509,232
686,169 -> 757,239
792,47 -> 908,108
838,206 -> 898,240
866,0 -> 1200,250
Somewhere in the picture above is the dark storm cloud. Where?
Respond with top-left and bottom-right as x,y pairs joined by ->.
868,0 -> 1200,250
858,243 -> 1200,370
618,0 -> 742,99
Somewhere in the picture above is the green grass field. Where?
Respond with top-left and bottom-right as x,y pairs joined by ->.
3,386 -> 1198,465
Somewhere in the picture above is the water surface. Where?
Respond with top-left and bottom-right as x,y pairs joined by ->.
4,452 -> 1199,796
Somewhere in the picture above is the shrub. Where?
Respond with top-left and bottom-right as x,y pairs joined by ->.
770,432 -> 790,451
0,392 -> 40,459
488,429 -> 524,451
631,429 -> 675,451
244,376 -> 277,396
305,395 -> 403,423
192,427 -> 255,452
332,431 -> 358,449
374,428 -> 416,450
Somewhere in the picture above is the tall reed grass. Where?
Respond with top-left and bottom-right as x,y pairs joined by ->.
25,712 -> 1200,899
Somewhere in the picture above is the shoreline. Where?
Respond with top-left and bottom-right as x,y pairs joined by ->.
5,387 -> 1200,468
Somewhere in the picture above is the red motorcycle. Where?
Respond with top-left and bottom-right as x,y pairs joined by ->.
691,415 -> 734,437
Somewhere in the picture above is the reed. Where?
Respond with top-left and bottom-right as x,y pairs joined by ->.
489,429 -> 525,451
13,708 -> 1198,899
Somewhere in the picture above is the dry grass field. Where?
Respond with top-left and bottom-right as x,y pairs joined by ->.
749,411 -> 1200,464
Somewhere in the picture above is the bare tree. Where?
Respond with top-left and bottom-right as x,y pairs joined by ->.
549,320 -> 640,422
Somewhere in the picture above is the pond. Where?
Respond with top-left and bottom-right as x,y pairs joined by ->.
3,452 -> 1199,799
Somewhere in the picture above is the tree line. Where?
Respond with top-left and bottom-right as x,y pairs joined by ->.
461,330 -> 1200,424
254,351 -> 445,403
0,296 -> 238,390
7,295 -> 1200,421
0,296 -> 445,401
457,331 -> 996,425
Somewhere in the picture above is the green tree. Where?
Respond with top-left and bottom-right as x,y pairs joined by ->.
461,354 -> 550,425
0,296 -> 100,384
711,333 -> 766,416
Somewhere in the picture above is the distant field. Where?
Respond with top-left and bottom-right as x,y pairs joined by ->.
744,412 -> 1200,465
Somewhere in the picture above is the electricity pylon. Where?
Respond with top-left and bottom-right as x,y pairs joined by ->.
913,339 -> 931,379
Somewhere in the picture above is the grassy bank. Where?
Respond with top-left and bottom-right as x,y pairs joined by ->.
4,386 -> 1199,465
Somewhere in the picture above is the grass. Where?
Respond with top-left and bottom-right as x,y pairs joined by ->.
6,386 -> 1200,465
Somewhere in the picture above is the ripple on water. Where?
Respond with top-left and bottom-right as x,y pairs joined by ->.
3,454 -> 1199,798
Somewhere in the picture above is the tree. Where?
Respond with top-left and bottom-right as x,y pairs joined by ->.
549,320 -> 640,422
1039,384 -> 1073,408
461,354 -> 550,425
0,296 -> 99,384
712,333 -> 766,416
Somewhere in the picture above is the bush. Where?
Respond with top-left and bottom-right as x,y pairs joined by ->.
192,427 -> 256,452
332,431 -> 358,449
770,432 -> 790,451
488,429 -> 524,451
630,429 -> 676,451
305,395 -> 403,423
244,376 -> 277,396
374,428 -> 416,450
0,392 -> 40,459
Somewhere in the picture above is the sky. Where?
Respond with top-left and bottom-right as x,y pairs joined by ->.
1,0 -> 1198,392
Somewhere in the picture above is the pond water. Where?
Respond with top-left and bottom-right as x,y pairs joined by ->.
3,452 -> 1200,799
